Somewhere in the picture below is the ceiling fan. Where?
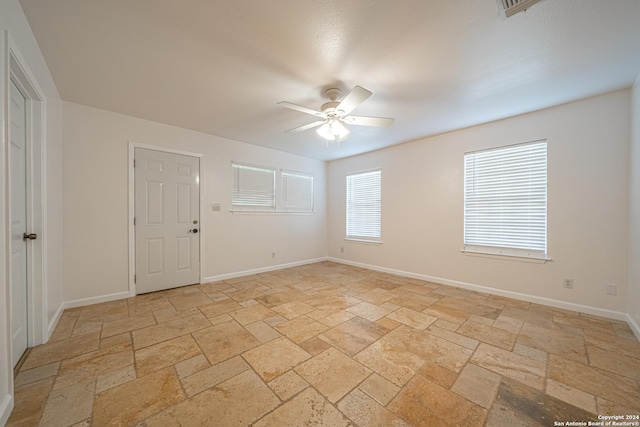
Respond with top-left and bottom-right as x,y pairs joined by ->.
278,86 -> 394,142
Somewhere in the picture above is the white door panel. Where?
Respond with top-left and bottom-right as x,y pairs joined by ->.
135,148 -> 200,293
10,79 -> 28,367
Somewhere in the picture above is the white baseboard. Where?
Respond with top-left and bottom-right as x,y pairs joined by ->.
63,291 -> 131,310
46,303 -> 65,342
203,257 -> 329,283
0,394 -> 13,427
329,257 -> 630,323
626,313 -> 640,340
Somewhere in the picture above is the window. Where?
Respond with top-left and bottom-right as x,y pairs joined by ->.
281,170 -> 314,212
232,163 -> 276,211
463,140 -> 547,259
346,169 -> 381,242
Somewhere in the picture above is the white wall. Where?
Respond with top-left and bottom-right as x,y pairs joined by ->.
62,102 -> 327,303
0,1 -> 64,424
328,90 -> 630,316
629,75 -> 640,335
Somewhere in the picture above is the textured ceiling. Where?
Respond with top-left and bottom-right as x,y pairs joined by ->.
18,0 -> 640,161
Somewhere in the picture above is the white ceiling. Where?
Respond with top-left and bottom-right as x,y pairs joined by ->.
19,0 -> 640,161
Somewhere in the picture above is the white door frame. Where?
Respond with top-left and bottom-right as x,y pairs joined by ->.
3,32 -> 48,350
128,142 -> 204,296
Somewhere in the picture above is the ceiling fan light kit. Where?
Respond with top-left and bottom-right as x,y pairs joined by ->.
278,85 -> 394,145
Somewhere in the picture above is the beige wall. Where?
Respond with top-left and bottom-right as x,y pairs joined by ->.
629,74 -> 640,335
0,0 -> 64,423
61,102 -> 327,303
328,90 -> 630,316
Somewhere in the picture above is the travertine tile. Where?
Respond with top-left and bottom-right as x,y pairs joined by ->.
346,301 -> 392,321
458,319 -> 517,350
242,336 -> 311,381
384,325 -> 472,373
132,313 -> 211,349
389,374 -> 487,427
101,313 -> 156,338
426,325 -> 479,349
451,363 -> 501,409
6,377 -> 53,426
387,307 -> 437,330
295,347 -> 371,403
21,332 -> 100,370
229,303 -> 277,325
93,367 -> 184,426
272,300 -> 316,319
423,303 -> 471,324
547,354 -> 640,409
318,309 -> 356,327
253,387 -> 351,427
192,320 -> 260,365
267,369 -> 308,401
14,361 -> 59,387
134,334 -> 201,376
40,379 -> 95,427
418,361 -> 459,389
198,298 -> 243,318
12,262 -> 640,427
471,343 -> 546,390
339,388 -> 411,427
95,364 -> 136,393
148,370 -> 279,426
489,378 -> 598,426
320,316 -> 388,356
354,340 -> 425,386
273,315 -> 328,343
53,342 -> 133,390
517,321 -> 588,364
174,354 -> 210,379
180,355 -> 250,397
358,373 -> 401,406
587,345 -> 640,381
546,378 -> 597,413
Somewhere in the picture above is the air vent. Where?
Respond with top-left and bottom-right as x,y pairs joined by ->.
501,0 -> 544,17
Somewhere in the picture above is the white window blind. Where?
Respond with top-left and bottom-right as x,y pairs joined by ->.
282,170 -> 314,212
232,163 -> 275,211
346,169 -> 381,242
464,140 -> 547,259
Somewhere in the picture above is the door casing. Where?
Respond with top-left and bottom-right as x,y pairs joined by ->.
127,142 -> 204,296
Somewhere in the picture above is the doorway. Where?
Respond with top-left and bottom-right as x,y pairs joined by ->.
133,147 -> 201,294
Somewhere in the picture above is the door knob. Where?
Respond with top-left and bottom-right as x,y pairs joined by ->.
188,229 -> 199,233
23,233 -> 37,240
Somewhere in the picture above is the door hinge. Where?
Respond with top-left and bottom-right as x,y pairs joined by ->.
133,217 -> 136,226
134,274 -> 136,283
133,159 -> 136,167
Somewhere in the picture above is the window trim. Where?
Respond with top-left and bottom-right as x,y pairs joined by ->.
346,168 -> 382,243
463,140 -> 548,260
231,162 -> 276,212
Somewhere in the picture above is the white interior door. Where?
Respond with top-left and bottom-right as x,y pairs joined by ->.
135,148 -> 200,293
9,79 -> 28,368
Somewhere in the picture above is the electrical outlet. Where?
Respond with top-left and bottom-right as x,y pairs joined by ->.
605,283 -> 617,295
271,252 -> 276,259
340,247 -> 344,253
563,279 -> 574,289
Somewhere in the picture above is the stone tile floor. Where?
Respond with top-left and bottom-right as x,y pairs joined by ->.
7,262 -> 640,426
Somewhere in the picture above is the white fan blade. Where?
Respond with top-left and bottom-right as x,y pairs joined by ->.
343,115 -> 394,128
336,86 -> 372,115
278,101 -> 327,118
285,120 -> 326,133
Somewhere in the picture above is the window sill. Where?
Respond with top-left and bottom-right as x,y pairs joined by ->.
230,210 -> 313,215
345,238 -> 382,245
461,249 -> 551,264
